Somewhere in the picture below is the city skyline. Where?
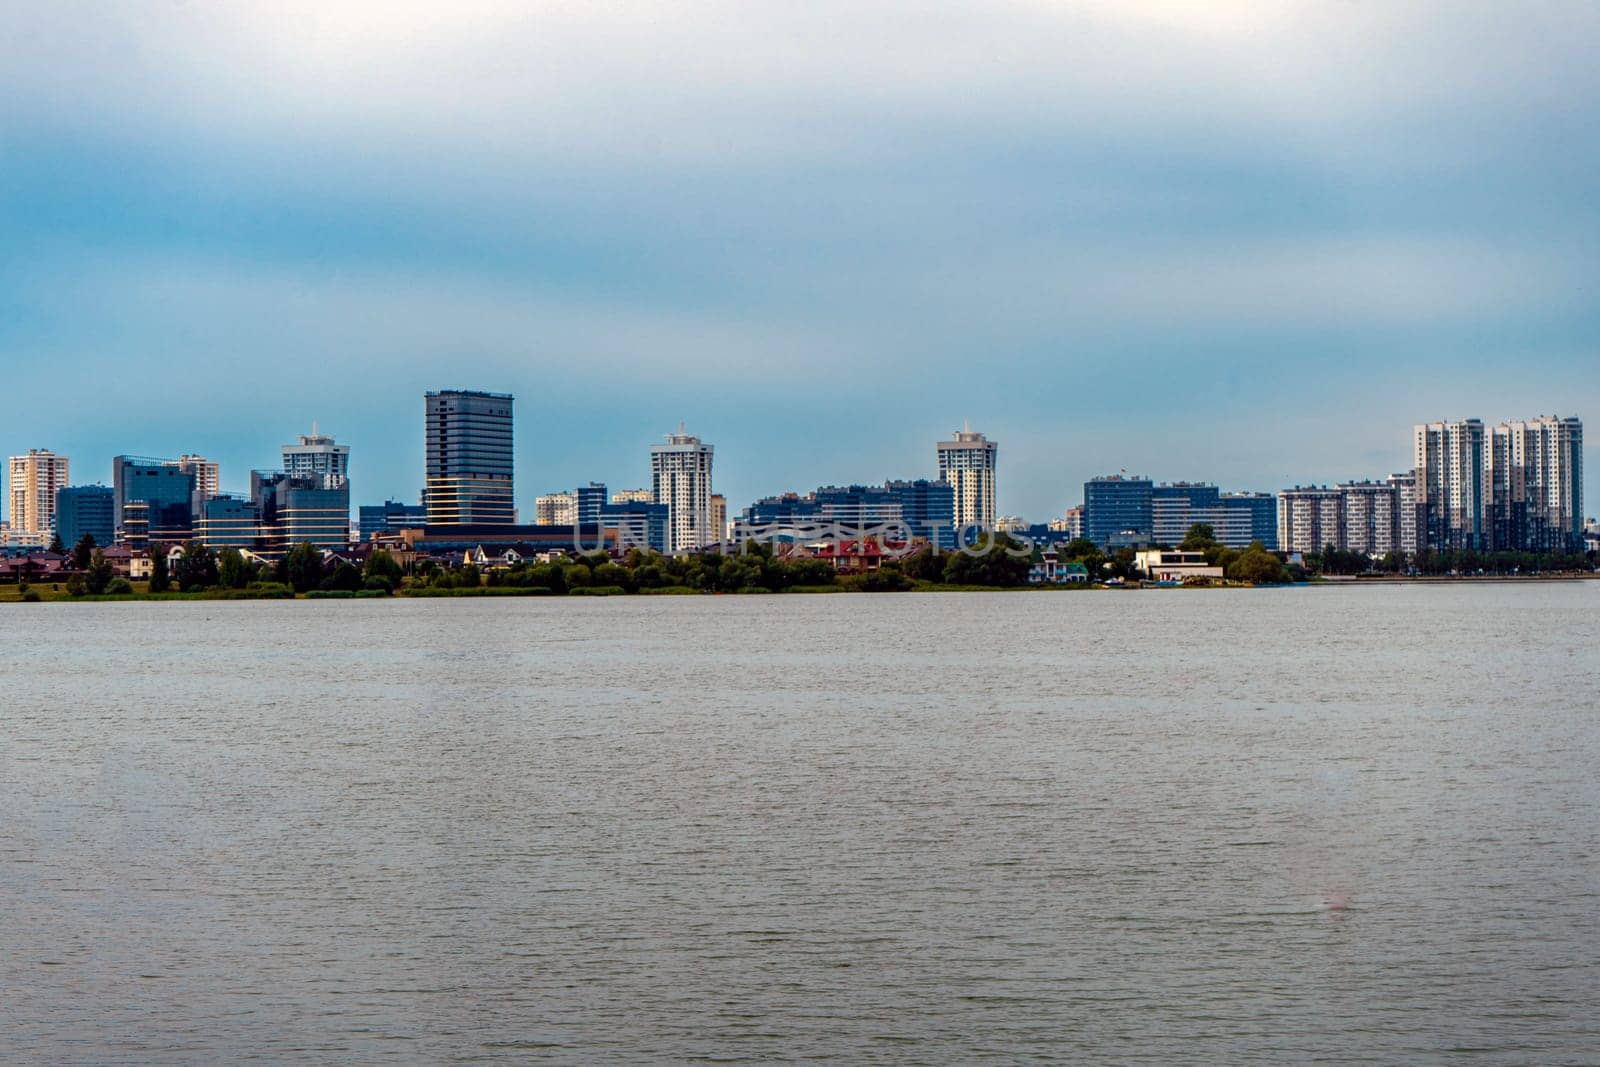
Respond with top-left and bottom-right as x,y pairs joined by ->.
4,5 -> 1598,519
1,406 -> 1591,534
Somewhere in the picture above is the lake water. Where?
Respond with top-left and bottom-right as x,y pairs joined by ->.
3,584 -> 1598,1064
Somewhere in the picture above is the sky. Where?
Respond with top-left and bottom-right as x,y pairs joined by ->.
2,1 -> 1597,521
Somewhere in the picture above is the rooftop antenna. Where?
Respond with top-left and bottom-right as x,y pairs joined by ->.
679,419 -> 686,435
964,418 -> 971,433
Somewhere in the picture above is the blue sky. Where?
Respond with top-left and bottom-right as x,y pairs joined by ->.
3,2 -> 1596,521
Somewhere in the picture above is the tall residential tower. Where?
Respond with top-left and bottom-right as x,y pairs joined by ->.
651,424 -> 714,553
937,425 -> 997,530
7,449 -> 70,542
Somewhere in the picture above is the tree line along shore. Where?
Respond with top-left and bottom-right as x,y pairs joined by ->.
1,525 -> 1592,603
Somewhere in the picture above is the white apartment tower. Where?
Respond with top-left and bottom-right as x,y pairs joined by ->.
937,424 -> 998,530
1414,419 -> 1486,551
7,449 -> 70,541
282,428 -> 350,489
1485,416 -> 1584,552
651,424 -> 714,553
1276,487 -> 1343,555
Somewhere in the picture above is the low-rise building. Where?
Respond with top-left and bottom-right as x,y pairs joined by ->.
1133,549 -> 1225,582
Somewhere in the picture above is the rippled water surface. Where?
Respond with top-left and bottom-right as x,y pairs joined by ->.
3,584 -> 1598,1064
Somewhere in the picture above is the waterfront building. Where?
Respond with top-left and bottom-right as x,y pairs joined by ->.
535,492 -> 577,526
1134,549 -> 1225,583
937,425 -> 998,530
425,390 -> 515,526
1277,487 -> 1343,555
1415,419 -> 1486,551
600,500 -> 670,554
281,430 -> 349,489
651,424 -> 714,553
54,485 -> 115,549
611,488 -> 653,505
358,500 -> 427,541
1387,472 -> 1419,554
113,457 -> 196,547
995,515 -> 1028,532
1084,475 -> 1153,547
1337,480 -> 1402,556
8,449 -> 69,541
1220,492 -> 1279,550
1484,416 -> 1584,552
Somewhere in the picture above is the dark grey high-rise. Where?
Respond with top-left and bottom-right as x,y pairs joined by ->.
425,390 -> 515,526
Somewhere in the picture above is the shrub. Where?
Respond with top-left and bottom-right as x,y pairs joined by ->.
104,577 -> 134,595
21,590 -> 41,602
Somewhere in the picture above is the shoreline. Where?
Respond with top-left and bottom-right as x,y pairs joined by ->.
2,572 -> 1595,604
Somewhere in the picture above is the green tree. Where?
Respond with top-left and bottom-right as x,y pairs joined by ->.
901,548 -> 946,582
174,542 -> 219,591
1180,523 -> 1217,550
321,561 -> 363,591
48,531 -> 65,555
148,549 -> 171,593
71,534 -> 97,571
943,532 -> 1032,587
217,546 -> 251,589
364,549 -> 403,585
282,542 -> 326,593
1226,542 -> 1290,584
85,548 -> 115,594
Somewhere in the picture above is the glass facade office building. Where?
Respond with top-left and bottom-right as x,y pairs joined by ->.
113,457 -> 196,547
426,390 -> 515,527
1084,475 -> 1153,547
54,485 -> 115,549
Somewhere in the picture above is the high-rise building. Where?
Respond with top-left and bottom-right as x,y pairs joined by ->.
1415,419 -> 1486,551
709,494 -> 727,544
1277,487 -> 1344,555
1485,416 -> 1584,553
54,485 -> 115,550
611,488 -> 653,505
937,425 -> 998,529
425,390 -> 515,526
1337,480 -> 1402,556
535,492 -> 577,526
281,430 -> 349,489
1387,472 -> 1418,554
1220,493 -> 1279,550
651,424 -> 714,553
1084,475 -> 1153,546
885,479 -> 956,549
113,457 -> 196,547
577,483 -> 609,527
8,449 -> 70,542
